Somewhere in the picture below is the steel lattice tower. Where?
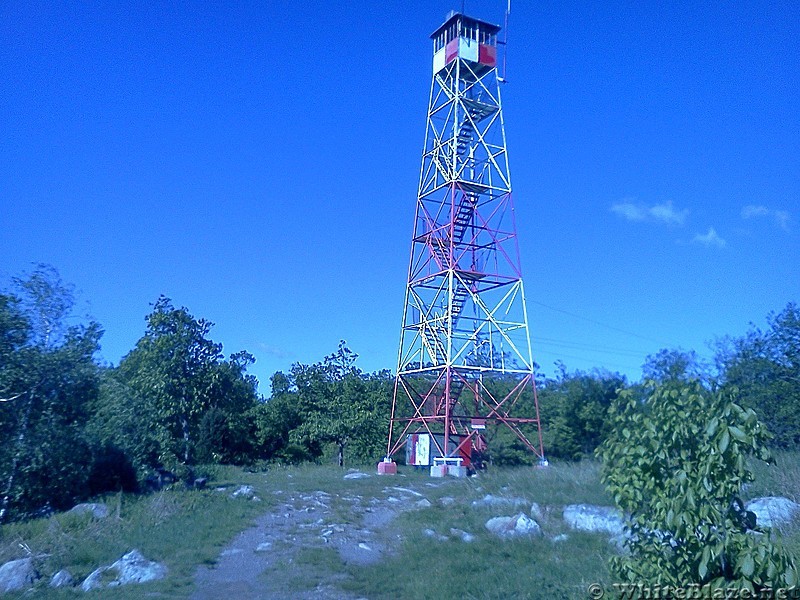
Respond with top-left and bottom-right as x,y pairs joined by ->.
384,12 -> 544,472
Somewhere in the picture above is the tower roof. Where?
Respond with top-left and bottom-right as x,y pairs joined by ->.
430,11 -> 501,40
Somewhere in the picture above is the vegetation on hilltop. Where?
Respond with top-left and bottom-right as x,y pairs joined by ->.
1,265 -> 798,529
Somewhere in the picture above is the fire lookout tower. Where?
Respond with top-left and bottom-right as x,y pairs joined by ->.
382,12 -> 545,476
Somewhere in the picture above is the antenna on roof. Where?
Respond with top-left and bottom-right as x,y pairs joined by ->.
501,0 -> 510,82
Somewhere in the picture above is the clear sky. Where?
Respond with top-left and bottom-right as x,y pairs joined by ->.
1,1 -> 798,393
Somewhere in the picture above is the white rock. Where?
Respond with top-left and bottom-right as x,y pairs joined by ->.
255,542 -> 272,552
485,513 -> 542,538
415,498 -> 432,508
472,494 -> 528,508
530,502 -> 544,522
0,558 -> 37,593
357,543 -> 372,551
563,504 -> 625,537
551,533 -> 569,543
389,486 -> 423,497
343,472 -> 370,480
439,496 -> 456,506
746,496 -> 800,529
423,528 -> 448,541
81,549 -> 167,591
450,528 -> 475,542
49,569 -> 74,588
69,502 -> 109,519
230,485 -> 255,498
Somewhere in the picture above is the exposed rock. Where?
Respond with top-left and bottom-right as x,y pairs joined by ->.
439,496 -> 456,506
388,486 -> 423,497
485,513 -> 542,538
423,528 -> 448,541
530,502 -> 544,522
472,494 -> 528,508
0,557 -> 38,593
230,485 -> 255,498
81,549 -> 167,591
551,533 -> 569,543
343,472 -> 370,480
746,497 -> 800,529
49,569 -> 75,588
450,528 -> 475,542
69,502 -> 109,519
563,504 -> 625,538
414,498 -> 432,509
193,477 -> 208,490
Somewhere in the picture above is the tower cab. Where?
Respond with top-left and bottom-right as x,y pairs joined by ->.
431,11 -> 501,75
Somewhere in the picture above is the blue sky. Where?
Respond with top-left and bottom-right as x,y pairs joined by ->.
1,1 -> 798,393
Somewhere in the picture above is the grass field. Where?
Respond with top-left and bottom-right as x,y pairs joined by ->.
0,455 -> 797,599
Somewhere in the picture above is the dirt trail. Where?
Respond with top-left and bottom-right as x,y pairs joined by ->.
192,478 -> 437,599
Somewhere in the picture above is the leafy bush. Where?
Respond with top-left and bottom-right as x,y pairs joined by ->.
599,380 -> 797,590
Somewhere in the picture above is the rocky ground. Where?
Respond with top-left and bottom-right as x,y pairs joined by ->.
192,474 -> 441,599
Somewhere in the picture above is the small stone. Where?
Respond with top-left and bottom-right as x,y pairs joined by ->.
343,472 -> 370,480
551,533 -> 569,543
357,543 -> 372,551
440,496 -> 456,506
255,543 -> 272,552
415,498 -> 432,508
230,485 -> 255,498
485,513 -> 542,538
472,494 -> 528,508
49,569 -> 74,588
69,502 -> 110,519
563,504 -> 625,538
530,502 -> 544,521
389,486 -> 423,497
450,528 -> 475,543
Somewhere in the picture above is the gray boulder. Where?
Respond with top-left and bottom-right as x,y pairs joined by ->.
49,569 -> 74,588
343,472 -> 370,480
230,485 -> 255,498
563,504 -> 625,538
746,497 -> 800,529
485,513 -> 542,538
0,557 -> 38,593
450,528 -> 475,543
81,549 -> 167,591
69,502 -> 109,519
472,494 -> 528,508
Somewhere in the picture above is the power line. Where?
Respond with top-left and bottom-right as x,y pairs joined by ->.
528,300 -> 674,346
533,335 -> 648,359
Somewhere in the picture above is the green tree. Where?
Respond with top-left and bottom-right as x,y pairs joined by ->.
112,297 -> 259,471
642,348 -> 710,385
290,342 -> 389,467
252,372 -> 310,463
538,366 -> 625,460
0,267 -> 102,521
599,380 -> 797,590
716,303 -> 800,448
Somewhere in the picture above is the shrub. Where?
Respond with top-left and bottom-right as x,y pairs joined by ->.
599,380 -> 797,590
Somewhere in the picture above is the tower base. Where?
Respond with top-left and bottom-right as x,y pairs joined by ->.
377,460 -> 397,475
